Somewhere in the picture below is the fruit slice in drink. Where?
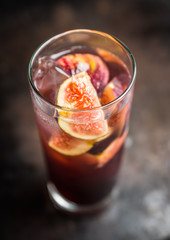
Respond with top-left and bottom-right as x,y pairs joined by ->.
100,78 -> 127,136
47,129 -> 127,168
48,128 -> 93,156
100,77 -> 124,105
85,129 -> 128,167
57,53 -> 109,93
57,71 -> 108,140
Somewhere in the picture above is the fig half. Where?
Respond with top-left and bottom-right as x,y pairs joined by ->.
57,53 -> 109,93
57,72 -> 108,140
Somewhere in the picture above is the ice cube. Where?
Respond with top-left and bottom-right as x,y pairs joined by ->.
33,57 -> 70,103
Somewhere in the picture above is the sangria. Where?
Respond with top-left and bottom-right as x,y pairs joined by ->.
28,29 -> 136,213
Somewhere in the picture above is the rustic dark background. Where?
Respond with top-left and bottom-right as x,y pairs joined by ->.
1,0 -> 170,239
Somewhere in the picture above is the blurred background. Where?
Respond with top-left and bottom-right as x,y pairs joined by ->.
1,0 -> 170,239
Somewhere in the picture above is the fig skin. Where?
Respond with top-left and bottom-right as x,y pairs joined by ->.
57,53 -> 109,94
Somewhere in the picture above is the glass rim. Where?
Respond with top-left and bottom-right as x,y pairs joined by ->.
28,29 -> 136,113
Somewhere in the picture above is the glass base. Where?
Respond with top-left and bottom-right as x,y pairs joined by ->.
47,181 -> 120,215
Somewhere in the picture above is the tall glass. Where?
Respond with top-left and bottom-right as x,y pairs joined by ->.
28,29 -> 136,214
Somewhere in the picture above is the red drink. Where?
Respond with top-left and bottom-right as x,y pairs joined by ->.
29,30 -> 136,213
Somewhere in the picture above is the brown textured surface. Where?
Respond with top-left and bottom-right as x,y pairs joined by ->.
1,0 -> 170,239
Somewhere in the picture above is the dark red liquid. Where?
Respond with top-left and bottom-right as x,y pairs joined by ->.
41,135 -> 124,205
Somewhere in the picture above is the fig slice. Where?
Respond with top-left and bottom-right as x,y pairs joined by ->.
48,130 -> 93,156
69,129 -> 128,167
57,53 -> 109,93
96,129 -> 127,167
100,78 -> 127,136
57,71 -> 108,140
100,78 -> 124,105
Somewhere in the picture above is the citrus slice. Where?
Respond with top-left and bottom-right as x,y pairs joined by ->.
57,71 -> 108,140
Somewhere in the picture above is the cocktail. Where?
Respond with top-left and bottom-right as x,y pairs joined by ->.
28,29 -> 136,213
